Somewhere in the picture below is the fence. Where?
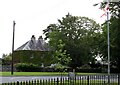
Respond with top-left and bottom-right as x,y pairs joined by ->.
1,65 -> 17,72
2,74 -> 120,85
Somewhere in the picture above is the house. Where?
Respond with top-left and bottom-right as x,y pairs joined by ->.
16,35 -> 49,51
13,35 -> 51,66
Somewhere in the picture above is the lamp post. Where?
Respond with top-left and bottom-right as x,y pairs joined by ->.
103,0 -> 120,84
11,21 -> 16,75
106,0 -> 110,76
94,0 -> 120,84
106,0 -> 110,84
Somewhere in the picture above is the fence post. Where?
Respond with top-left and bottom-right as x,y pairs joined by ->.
87,76 -> 89,85
17,81 -> 19,85
108,75 -> 110,85
57,78 -> 59,85
118,74 -> 120,85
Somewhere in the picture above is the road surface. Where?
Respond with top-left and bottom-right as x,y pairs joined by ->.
1,76 -> 67,84
0,75 -> 119,84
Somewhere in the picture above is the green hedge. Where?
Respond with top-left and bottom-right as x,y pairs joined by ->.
15,63 -> 40,72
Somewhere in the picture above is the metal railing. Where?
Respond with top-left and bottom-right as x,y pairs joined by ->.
2,74 -> 120,85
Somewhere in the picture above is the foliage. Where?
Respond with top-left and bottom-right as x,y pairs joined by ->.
43,14 -> 101,68
54,63 -> 68,72
94,1 -> 120,18
94,1 -> 120,71
52,39 -> 71,72
110,18 -> 120,70
95,1 -> 120,70
100,17 -> 120,70
2,53 -> 12,65
79,64 -> 91,69
13,50 -> 52,67
15,63 -> 40,72
109,2 -> 120,18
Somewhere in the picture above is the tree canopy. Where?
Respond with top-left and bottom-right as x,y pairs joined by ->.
95,1 -> 120,71
94,1 -> 120,18
43,14 -> 101,68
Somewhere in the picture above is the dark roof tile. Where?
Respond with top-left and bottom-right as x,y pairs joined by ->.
16,35 -> 49,51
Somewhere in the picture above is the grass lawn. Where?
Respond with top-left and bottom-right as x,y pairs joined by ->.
0,72 -> 103,76
0,72 -> 68,76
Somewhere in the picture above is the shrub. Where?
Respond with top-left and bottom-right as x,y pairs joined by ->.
15,63 -> 40,72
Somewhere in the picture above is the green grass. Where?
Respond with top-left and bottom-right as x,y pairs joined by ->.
0,72 -> 105,76
76,72 -> 105,75
63,80 -> 118,85
0,72 -> 69,76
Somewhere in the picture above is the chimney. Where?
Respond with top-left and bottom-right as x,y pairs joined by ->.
31,35 -> 36,41
38,36 -> 44,45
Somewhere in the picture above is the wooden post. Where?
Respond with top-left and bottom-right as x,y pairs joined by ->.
11,21 -> 16,75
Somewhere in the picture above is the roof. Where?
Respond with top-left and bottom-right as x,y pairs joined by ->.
16,35 -> 50,51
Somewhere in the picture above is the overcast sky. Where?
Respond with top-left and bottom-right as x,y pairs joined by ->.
0,0 -> 106,58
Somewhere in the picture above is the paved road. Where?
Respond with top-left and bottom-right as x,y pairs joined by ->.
1,76 -> 67,84
1,75 -> 118,84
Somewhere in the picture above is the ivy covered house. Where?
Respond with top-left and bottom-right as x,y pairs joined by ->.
13,35 -> 51,66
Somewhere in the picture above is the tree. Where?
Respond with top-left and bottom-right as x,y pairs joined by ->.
43,14 -> 101,68
53,39 -> 71,72
110,17 -> 120,71
94,1 -> 120,18
109,1 -> 120,18
100,17 -> 120,71
94,1 -> 120,71
2,53 -> 12,65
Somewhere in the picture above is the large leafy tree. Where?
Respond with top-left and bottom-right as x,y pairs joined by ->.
110,17 -> 120,71
100,17 -> 120,71
94,1 -> 120,71
43,14 -> 101,68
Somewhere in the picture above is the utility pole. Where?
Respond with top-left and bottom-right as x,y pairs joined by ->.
11,21 -> 16,75
107,0 -> 110,76
106,0 -> 110,84
104,1 -> 120,84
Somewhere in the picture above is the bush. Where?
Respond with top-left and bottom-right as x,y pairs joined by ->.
15,63 -> 40,72
76,68 -> 102,73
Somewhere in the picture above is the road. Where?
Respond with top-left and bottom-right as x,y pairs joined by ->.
1,76 -> 67,84
0,75 -> 119,84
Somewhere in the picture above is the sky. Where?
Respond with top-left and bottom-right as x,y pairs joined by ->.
0,0 -> 106,58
